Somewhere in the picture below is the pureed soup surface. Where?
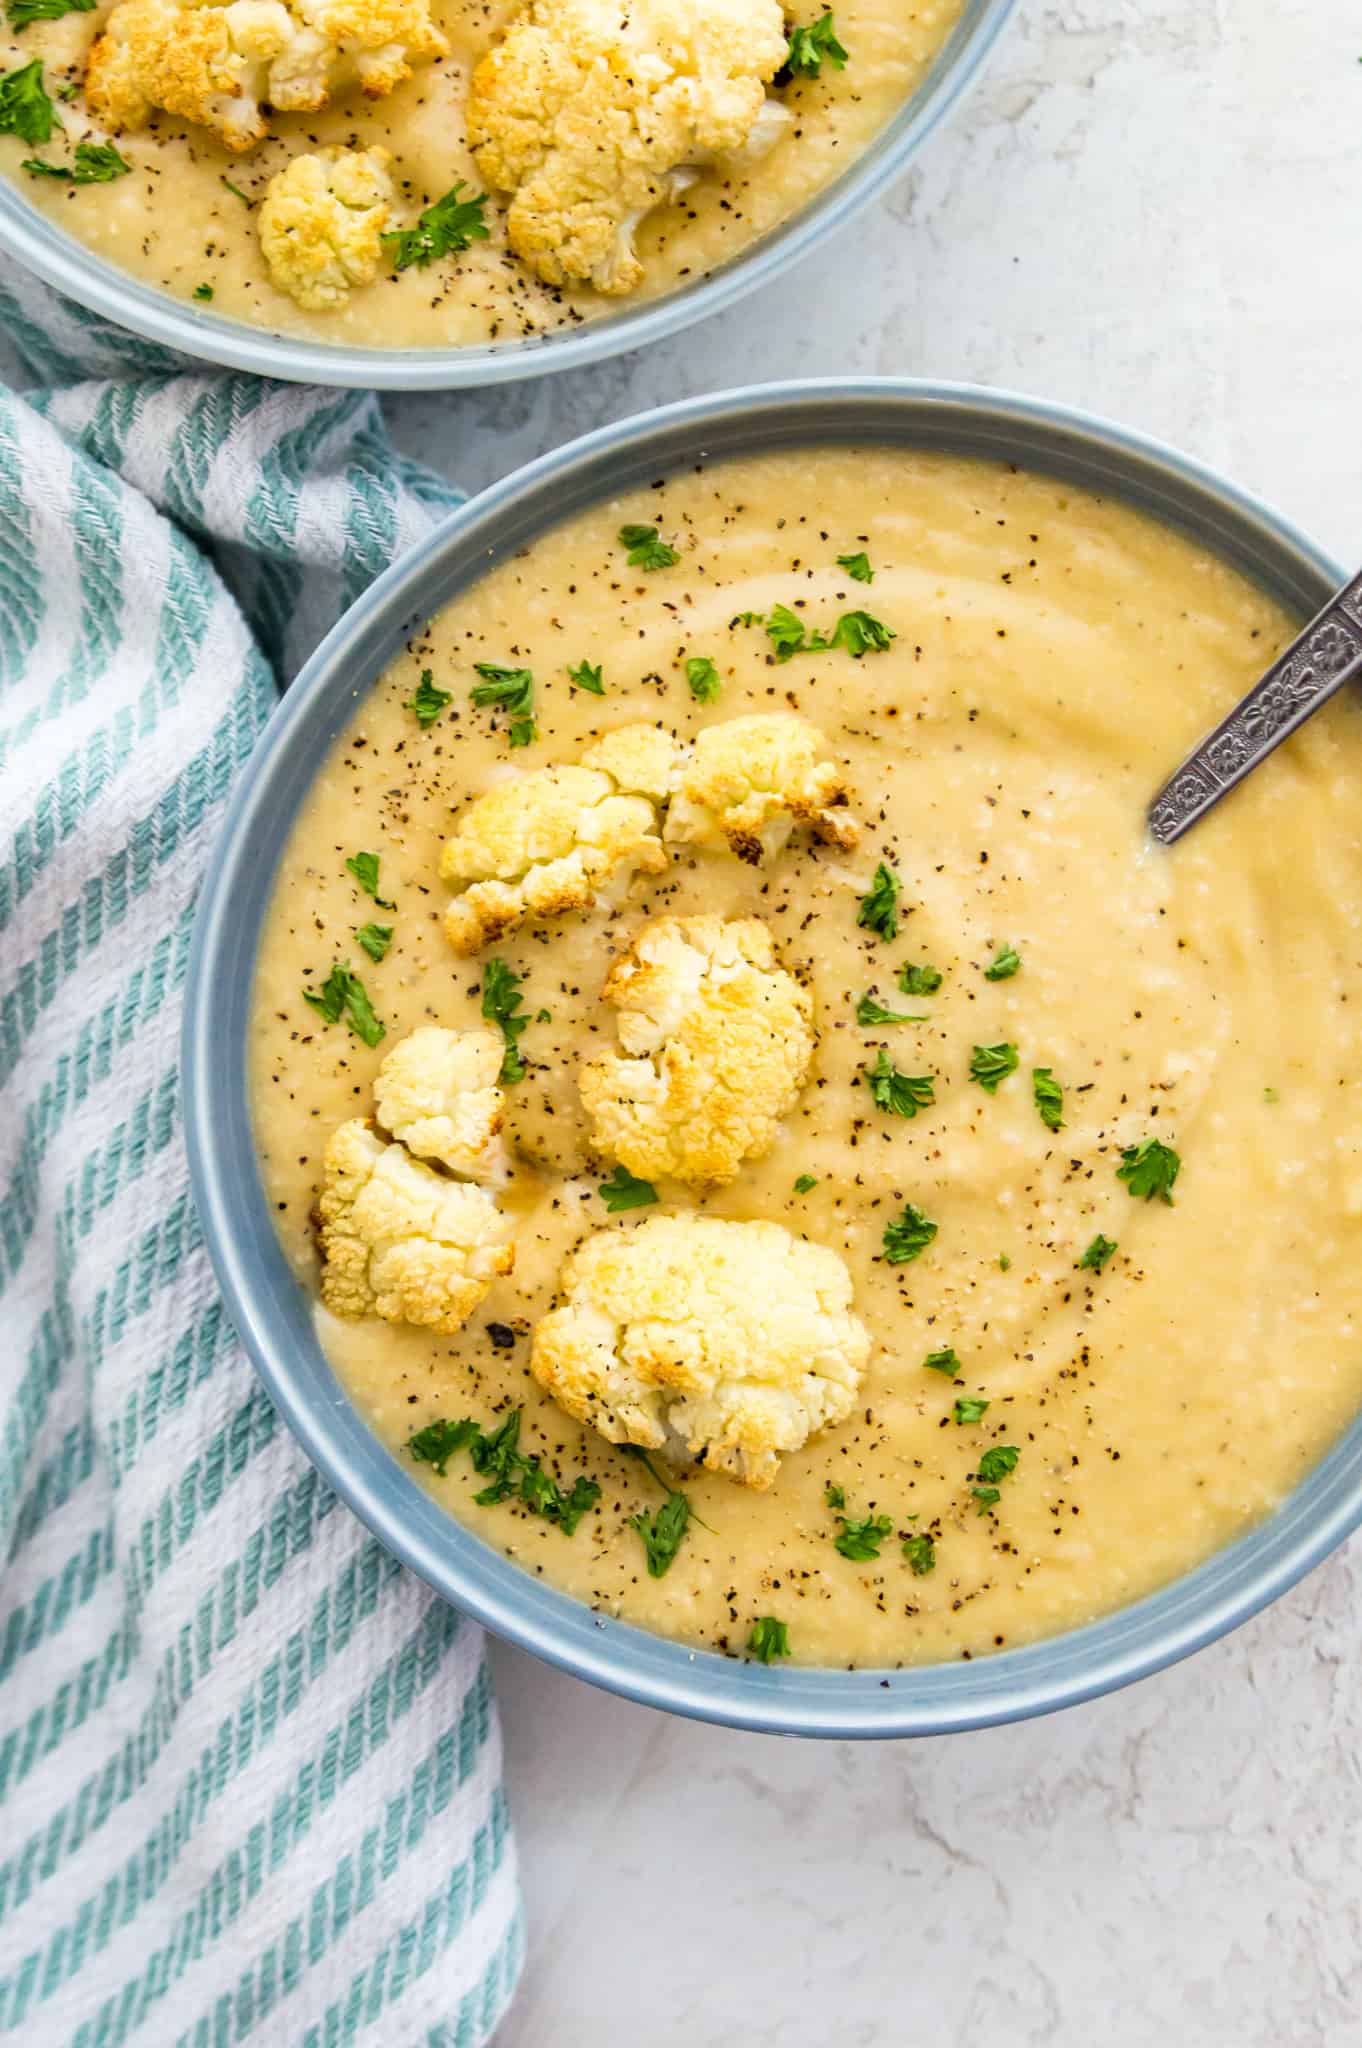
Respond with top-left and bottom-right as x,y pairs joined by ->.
0,0 -> 959,346
252,445 -> 1362,1668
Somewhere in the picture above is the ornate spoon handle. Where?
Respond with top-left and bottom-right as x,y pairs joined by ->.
1148,568 -> 1362,844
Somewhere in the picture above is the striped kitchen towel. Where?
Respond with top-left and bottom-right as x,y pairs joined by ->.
0,268 -> 524,2047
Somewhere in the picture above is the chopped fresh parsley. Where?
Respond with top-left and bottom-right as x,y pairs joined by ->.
0,59 -> 55,143
302,962 -> 384,1047
193,283 -> 214,302
923,1347 -> 960,1376
998,1253 -> 1012,1271
977,1444 -> 1020,1484
1079,1233 -> 1117,1272
983,942 -> 1021,981
825,1482 -> 846,1509
1117,1137 -> 1180,1203
685,654 -> 722,703
898,961 -> 943,996
855,990 -> 923,1026
864,1048 -> 934,1119
345,850 -> 394,907
833,1510 -> 893,1561
1032,1067 -> 1064,1132
599,1164 -> 658,1212
793,1173 -> 818,1194
21,139 -> 129,182
406,668 -> 451,727
830,609 -> 895,657
631,1490 -> 690,1577
782,9 -> 849,78
953,1396 -> 990,1425
883,1202 -> 937,1264
903,1532 -> 936,1576
1264,1085 -> 1281,1104
747,1616 -> 791,1663
971,1486 -> 1001,1515
221,176 -> 254,206
567,658 -> 604,694
471,661 -> 535,747
761,602 -> 814,659
9,0 -> 95,26
383,182 -> 489,271
408,1411 -> 600,1533
619,522 -> 679,570
970,1041 -> 1019,1094
857,861 -> 902,940
837,549 -> 873,583
356,922 -> 392,963
481,957 -> 530,1082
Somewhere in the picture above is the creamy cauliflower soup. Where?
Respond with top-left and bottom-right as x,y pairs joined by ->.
0,0 -> 962,347
251,445 -> 1362,1669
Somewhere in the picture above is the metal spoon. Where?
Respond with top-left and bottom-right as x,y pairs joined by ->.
1148,567 -> 1362,844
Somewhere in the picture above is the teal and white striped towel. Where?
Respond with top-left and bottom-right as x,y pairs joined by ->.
0,267 -> 524,2047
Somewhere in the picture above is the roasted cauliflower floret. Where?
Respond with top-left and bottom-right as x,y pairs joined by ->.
85,0 -> 447,152
441,724 -> 679,955
665,712 -> 859,863
259,146 -> 394,310
317,1121 -> 513,1333
466,0 -> 790,295
530,1214 -> 869,1488
372,1026 -> 508,1184
579,915 -> 813,1188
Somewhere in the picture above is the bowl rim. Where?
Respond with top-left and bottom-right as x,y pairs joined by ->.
184,377 -> 1360,1737
0,0 -> 1016,391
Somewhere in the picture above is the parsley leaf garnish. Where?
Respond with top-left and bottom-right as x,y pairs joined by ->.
953,1396 -> 990,1425
9,0 -> 94,26
1079,1233 -> 1117,1272
855,991 -> 923,1026
903,1532 -> 936,1576
408,1411 -> 600,1533
481,957 -> 530,1082
923,1347 -> 960,1376
631,1490 -> 690,1576
857,861 -> 902,940
761,602 -> 817,659
977,1445 -> 1020,1484
383,182 -> 489,271
793,1173 -> 818,1194
1032,1067 -> 1064,1132
619,523 -> 678,570
747,1616 -> 791,1663
782,9 -> 848,77
998,1252 -> 1012,1271
0,59 -> 55,143
356,922 -> 392,963
898,961 -> 943,996
193,283 -> 214,302
1117,1137 -> 1180,1203
685,654 -> 721,703
345,850 -> 394,907
972,1486 -> 1001,1514
834,1510 -> 893,1561
568,658 -> 604,694
599,1164 -> 658,1212
883,1202 -> 937,1264
302,962 -> 384,1046
406,669 -> 451,727
983,942 -> 1021,981
829,609 -> 895,656
471,661 -> 535,747
970,1041 -> 1019,1094
837,549 -> 873,583
825,1482 -> 846,1508
864,1048 -> 934,1119
22,139 -> 130,182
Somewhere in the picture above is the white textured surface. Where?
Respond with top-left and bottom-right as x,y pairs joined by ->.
430,7 -> 1362,2042
5,2 -> 1353,2039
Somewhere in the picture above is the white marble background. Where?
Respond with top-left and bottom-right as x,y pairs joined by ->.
7,2 -> 1353,2040
409,7 -> 1362,2042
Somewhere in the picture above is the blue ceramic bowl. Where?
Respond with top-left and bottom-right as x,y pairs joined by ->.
0,0 -> 1014,389
185,381 -> 1359,1736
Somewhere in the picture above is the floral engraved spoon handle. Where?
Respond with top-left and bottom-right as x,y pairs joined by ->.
1148,569 -> 1362,844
